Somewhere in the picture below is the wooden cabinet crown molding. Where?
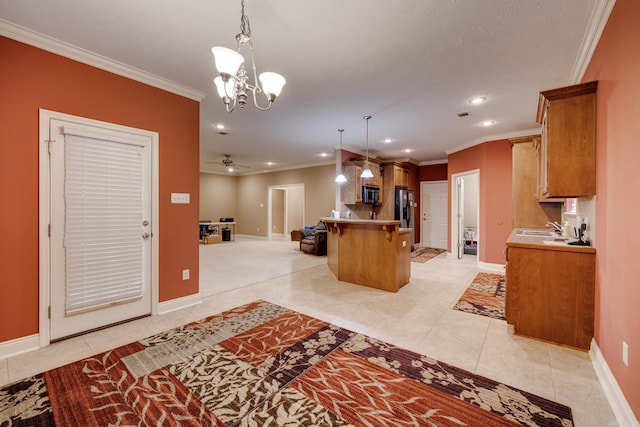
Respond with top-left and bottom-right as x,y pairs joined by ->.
536,81 -> 598,124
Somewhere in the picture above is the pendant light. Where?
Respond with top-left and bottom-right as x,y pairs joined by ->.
335,129 -> 347,183
360,115 -> 374,178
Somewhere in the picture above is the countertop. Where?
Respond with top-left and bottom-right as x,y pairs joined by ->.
320,217 -> 401,226
506,229 -> 596,253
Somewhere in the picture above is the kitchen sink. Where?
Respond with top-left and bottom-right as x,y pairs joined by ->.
516,229 -> 556,236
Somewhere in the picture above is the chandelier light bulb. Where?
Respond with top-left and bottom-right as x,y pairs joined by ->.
211,0 -> 285,112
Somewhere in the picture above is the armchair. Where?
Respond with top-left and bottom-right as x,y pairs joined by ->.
299,221 -> 327,255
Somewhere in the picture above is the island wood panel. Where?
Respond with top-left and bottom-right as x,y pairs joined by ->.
506,245 -> 595,349
323,218 -> 410,292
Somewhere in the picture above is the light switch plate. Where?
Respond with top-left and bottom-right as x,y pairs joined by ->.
171,193 -> 190,204
182,269 -> 190,280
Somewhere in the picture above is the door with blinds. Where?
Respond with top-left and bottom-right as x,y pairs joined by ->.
47,115 -> 153,341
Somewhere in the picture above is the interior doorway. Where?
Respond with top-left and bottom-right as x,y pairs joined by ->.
268,184 -> 305,240
420,181 -> 448,249
450,170 -> 479,259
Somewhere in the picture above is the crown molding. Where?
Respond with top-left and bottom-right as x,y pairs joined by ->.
0,18 -> 207,102
569,0 -> 616,84
419,159 -> 448,166
445,127 -> 541,156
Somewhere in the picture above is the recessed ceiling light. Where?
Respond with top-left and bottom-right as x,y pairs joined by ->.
214,123 -> 226,129
265,161 -> 274,166
384,138 -> 393,144
469,97 -> 487,105
319,152 -> 330,157
403,148 -> 413,153
480,120 -> 496,127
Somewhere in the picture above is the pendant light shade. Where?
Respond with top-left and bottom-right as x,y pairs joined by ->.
335,128 -> 347,183
360,115 -> 374,178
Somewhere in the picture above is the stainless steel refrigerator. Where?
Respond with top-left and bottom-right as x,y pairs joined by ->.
395,188 -> 415,251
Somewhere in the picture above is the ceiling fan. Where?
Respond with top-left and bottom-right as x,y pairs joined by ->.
205,154 -> 250,171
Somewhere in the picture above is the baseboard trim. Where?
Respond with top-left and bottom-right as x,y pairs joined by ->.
478,261 -> 506,273
590,339 -> 639,427
158,293 -> 201,315
0,334 -> 40,360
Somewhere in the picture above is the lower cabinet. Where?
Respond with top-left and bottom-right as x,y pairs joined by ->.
505,245 -> 595,350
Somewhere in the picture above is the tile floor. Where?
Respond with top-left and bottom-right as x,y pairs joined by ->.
0,236 -> 618,426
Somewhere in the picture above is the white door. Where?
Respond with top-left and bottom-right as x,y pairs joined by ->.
47,117 -> 153,340
457,177 -> 465,259
420,181 -> 448,249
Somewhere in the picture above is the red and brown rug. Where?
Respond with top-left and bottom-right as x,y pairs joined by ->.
411,247 -> 446,263
453,272 -> 506,320
0,300 -> 571,426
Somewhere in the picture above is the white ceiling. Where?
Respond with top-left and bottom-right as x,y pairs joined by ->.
0,0 -> 598,174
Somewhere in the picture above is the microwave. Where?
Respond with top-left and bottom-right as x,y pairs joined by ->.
362,185 -> 380,204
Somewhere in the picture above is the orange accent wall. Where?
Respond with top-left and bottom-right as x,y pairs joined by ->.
419,163 -> 448,182
0,37 -> 200,343
447,140 -> 512,265
582,0 -> 640,417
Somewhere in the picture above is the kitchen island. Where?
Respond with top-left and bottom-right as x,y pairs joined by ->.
321,217 -> 411,292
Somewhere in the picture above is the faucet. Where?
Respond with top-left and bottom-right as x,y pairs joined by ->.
546,221 -> 563,234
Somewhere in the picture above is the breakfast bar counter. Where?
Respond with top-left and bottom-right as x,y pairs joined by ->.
320,217 -> 411,292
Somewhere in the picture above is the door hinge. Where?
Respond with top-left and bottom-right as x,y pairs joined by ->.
48,306 -> 51,319
48,224 -> 51,237
45,139 -> 55,155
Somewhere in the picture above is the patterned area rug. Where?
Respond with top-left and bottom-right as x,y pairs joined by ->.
411,247 -> 446,263
453,272 -> 506,320
0,300 -> 572,426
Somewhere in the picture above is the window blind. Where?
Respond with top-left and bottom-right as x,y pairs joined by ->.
64,133 -> 144,315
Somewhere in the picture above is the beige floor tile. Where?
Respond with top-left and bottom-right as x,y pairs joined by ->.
5,335 -> 93,384
0,358 -> 8,386
1,237 -> 618,426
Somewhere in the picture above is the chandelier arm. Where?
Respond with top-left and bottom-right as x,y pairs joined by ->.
247,45 -> 275,111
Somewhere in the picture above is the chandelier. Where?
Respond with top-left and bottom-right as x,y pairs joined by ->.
211,0 -> 286,112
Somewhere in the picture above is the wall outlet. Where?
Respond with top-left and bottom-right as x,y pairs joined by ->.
182,269 -> 190,281
622,341 -> 629,367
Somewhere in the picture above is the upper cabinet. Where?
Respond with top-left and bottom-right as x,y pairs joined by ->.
536,81 -> 597,199
393,165 -> 409,188
510,135 -> 561,228
341,161 -> 382,205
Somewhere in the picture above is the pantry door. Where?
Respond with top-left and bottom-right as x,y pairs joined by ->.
42,111 -> 155,341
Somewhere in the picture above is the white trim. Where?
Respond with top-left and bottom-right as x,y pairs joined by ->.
0,334 -> 39,360
446,128 -> 541,156
0,19 -> 206,102
419,159 -> 448,166
478,262 -> 505,273
158,293 -> 202,315
590,339 -> 639,427
569,0 -> 617,84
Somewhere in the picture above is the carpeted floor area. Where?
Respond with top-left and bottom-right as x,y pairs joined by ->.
1,300 -> 573,426
453,272 -> 506,320
410,247 -> 446,263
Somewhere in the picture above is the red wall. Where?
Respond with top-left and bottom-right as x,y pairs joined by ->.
0,37 -> 200,343
448,140 -> 513,265
582,0 -> 640,416
419,163 -> 448,182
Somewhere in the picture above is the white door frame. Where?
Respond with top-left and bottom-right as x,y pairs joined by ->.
267,184 -> 305,240
38,109 -> 159,347
420,180 -> 448,249
450,169 -> 480,260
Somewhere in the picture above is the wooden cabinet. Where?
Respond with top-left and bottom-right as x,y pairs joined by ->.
393,165 -> 408,188
505,243 -> 595,350
535,81 -> 597,199
510,135 -> 561,228
379,162 -> 409,219
341,162 -> 382,205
